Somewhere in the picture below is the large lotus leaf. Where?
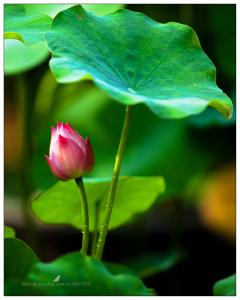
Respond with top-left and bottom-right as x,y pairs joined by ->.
32,176 -> 165,231
26,252 -> 154,295
213,274 -> 236,296
188,89 -> 236,128
4,4 -> 52,45
82,4 -> 125,16
188,105 -> 236,128
46,5 -> 232,119
4,40 -> 49,75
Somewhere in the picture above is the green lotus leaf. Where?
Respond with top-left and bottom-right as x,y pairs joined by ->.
32,176 -> 165,231
213,274 -> 236,296
4,39 -> 49,75
4,4 -> 52,46
4,238 -> 40,296
4,4 -> 124,74
46,5 -> 232,119
4,225 -> 16,238
82,4 -> 125,16
4,238 -> 153,296
26,252 -> 154,295
4,238 -> 40,281
126,249 -> 185,279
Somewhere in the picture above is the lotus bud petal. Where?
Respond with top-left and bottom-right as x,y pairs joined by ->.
45,122 -> 95,180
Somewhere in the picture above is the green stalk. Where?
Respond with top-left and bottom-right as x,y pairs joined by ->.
75,176 -> 90,255
91,200 -> 100,256
95,105 -> 131,259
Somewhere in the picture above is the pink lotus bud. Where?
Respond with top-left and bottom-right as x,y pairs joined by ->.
45,122 -> 95,181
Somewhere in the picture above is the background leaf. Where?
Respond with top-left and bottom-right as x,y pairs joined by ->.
4,40 -> 49,75
26,252 -> 154,295
4,4 -> 51,74
4,238 -> 40,296
24,4 -> 74,17
4,4 -> 125,75
213,274 -> 236,296
4,4 -> 52,46
4,238 -> 40,281
32,176 -> 165,231
46,5 -> 232,119
5,238 -> 152,296
24,4 -> 124,17
125,249 -> 185,279
4,225 -> 16,238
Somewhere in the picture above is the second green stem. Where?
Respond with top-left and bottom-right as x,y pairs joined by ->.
75,177 -> 89,255
95,105 -> 131,259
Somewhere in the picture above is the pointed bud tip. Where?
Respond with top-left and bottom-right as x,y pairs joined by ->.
58,134 -> 67,145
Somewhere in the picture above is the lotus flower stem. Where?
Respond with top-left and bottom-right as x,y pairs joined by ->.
95,105 -> 131,259
91,199 -> 100,256
75,176 -> 89,255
